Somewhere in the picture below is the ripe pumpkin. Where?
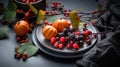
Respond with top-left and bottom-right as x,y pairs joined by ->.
42,25 -> 57,40
53,18 -> 69,32
14,20 -> 30,36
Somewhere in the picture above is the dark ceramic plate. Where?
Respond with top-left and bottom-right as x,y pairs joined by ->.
32,22 -> 100,58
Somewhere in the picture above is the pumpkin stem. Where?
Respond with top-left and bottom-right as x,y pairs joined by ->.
60,18 -> 63,20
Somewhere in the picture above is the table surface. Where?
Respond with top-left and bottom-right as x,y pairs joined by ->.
0,0 -> 98,67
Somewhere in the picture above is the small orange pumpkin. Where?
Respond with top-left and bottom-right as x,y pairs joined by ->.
14,20 -> 30,36
53,18 -> 69,32
42,25 -> 57,40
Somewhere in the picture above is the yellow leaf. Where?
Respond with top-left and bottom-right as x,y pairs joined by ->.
36,10 -> 46,25
69,10 -> 80,30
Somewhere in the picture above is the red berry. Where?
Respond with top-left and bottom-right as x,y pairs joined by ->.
60,37 -> 65,43
93,33 -> 97,38
73,43 -> 79,50
16,53 -> 21,59
67,44 -> 71,49
23,52 -> 27,58
75,31 -> 80,35
49,22 -> 53,26
44,20 -> 48,25
16,36 -> 21,42
58,43 -> 64,49
85,36 -> 90,40
25,12 -> 30,18
86,30 -> 92,35
53,42 -> 59,48
70,41 -> 74,45
83,22 -> 87,27
50,37 -> 56,45
22,55 -> 27,61
51,4 -> 55,8
82,31 -> 88,37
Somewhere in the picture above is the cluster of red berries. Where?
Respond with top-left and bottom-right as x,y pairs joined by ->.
15,46 -> 28,61
18,0 -> 40,4
46,1 -> 70,17
16,9 -> 34,18
49,23 -> 97,50
16,35 -> 29,43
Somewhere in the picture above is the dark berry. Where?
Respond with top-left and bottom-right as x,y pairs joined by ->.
75,35 -> 81,41
85,39 -> 91,45
93,33 -> 97,38
83,27 -> 87,31
62,28 -> 68,35
56,37 -> 59,41
69,28 -> 74,33
67,32 -> 71,36
16,36 -> 21,42
79,40 -> 84,45
83,22 -> 87,27
69,34 -> 75,40
79,34 -> 84,40
57,33 -> 64,37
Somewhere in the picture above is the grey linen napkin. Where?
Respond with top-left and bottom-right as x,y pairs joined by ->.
76,0 -> 120,67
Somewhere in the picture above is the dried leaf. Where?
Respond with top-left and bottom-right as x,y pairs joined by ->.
17,42 -> 38,57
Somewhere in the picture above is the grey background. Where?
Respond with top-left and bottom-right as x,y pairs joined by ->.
0,0 -> 98,67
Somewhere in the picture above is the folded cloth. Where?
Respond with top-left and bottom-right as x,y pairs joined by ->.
76,0 -> 120,67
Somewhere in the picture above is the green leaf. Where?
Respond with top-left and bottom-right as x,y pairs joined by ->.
17,42 -> 38,57
28,4 -> 38,15
3,11 -> 16,22
7,0 -> 17,11
3,0 -> 17,22
0,26 -> 9,39
0,3 -> 5,15
46,15 -> 58,23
